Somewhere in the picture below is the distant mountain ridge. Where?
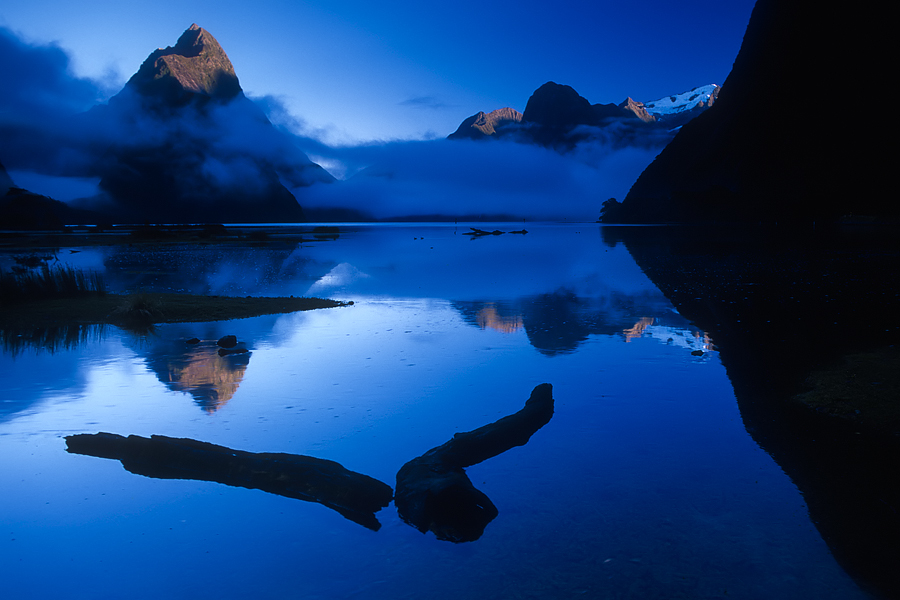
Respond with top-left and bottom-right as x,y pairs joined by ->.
449,82 -> 719,147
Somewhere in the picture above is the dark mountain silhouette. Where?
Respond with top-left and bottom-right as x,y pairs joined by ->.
0,160 -> 104,229
610,0 -> 894,224
90,24 -> 333,224
0,188 -> 104,230
521,82 -> 638,147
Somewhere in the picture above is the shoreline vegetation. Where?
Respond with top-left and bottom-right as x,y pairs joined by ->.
0,292 -> 349,331
0,223 -> 344,249
0,261 -> 349,332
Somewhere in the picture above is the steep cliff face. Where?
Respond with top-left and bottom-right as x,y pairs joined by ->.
618,98 -> 655,123
95,24 -> 332,224
615,0 -> 894,223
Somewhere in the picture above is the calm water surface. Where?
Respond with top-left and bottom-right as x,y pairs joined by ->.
0,224 -> 867,598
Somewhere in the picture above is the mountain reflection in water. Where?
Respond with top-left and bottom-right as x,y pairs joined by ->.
151,338 -> 250,412
455,294 -> 708,356
616,224 -> 900,599
0,224 -> 877,599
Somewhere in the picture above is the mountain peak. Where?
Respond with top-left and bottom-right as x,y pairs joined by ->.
618,97 -> 656,123
126,24 -> 241,103
448,107 -> 523,139
522,82 -> 596,128
643,84 -> 719,118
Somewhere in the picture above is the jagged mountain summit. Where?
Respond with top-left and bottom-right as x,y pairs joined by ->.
448,107 -> 523,140
90,24 -> 332,224
126,24 -> 241,104
448,81 -> 718,149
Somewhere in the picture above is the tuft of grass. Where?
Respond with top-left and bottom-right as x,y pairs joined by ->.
108,294 -> 165,332
0,264 -> 105,305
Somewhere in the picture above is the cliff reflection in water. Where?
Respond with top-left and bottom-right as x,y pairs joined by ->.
473,303 -> 523,334
150,338 -> 250,412
614,225 -> 900,599
455,292 -> 710,356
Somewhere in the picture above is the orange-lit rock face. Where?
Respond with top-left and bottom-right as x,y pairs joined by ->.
165,343 -> 248,412
128,24 -> 241,102
623,317 -> 655,341
475,304 -> 523,334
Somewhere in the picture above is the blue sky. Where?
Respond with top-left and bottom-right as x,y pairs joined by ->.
1,0 -> 756,144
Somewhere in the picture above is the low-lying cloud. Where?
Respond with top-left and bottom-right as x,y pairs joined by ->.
2,27 -> 667,221
293,136 -> 664,221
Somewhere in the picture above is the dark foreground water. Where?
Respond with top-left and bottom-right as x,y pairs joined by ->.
0,224 -> 878,599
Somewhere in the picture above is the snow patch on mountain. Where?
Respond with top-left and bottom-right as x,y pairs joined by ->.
644,84 -> 719,117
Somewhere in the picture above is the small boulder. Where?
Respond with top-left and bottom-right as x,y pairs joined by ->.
217,335 -> 238,348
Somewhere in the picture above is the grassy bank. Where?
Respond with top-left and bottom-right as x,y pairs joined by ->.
0,263 -> 105,304
1,261 -> 348,331
0,292 -> 349,330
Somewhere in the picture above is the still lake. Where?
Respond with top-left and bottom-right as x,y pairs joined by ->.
0,223 -> 869,599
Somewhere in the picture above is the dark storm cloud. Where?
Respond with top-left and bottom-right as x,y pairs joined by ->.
0,27 -> 112,176
0,27 -> 108,120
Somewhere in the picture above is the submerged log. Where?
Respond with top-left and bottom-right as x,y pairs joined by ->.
65,433 -> 393,531
395,383 -> 554,542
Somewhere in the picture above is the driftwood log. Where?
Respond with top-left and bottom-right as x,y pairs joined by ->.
394,383 -> 554,542
65,433 -> 393,531
65,384 -> 554,541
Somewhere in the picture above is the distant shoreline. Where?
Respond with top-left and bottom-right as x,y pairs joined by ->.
0,223 -> 344,249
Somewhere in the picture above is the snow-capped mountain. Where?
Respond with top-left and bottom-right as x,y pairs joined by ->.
643,84 -> 719,119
